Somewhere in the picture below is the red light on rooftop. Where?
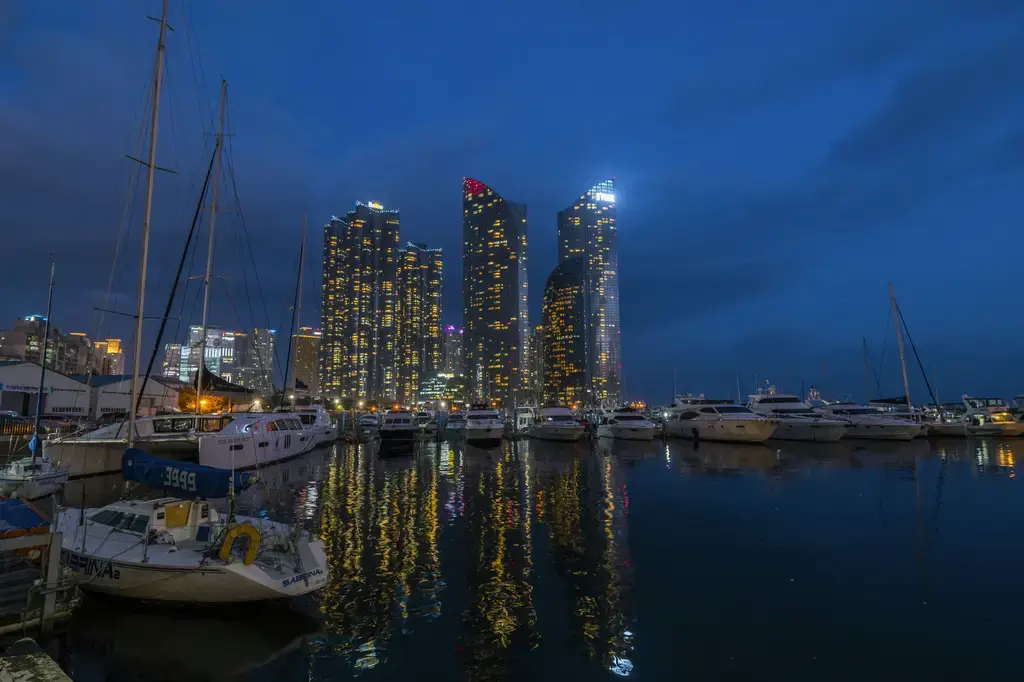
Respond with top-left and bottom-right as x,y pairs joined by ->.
463,178 -> 487,196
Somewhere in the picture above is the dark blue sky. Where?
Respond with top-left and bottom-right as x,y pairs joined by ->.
1,0 -> 1022,403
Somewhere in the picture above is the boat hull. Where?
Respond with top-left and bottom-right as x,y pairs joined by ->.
43,437 -> 198,479
841,423 -> 920,441
198,431 -> 320,471
666,420 -> 775,443
0,469 -> 69,500
597,425 -> 658,441
530,426 -> 585,442
465,427 -> 504,448
767,420 -> 845,442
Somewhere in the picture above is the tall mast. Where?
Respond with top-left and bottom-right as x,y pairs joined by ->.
31,261 -> 55,464
889,282 -> 912,411
862,337 -> 871,404
196,79 -> 228,416
281,233 -> 304,408
127,0 -> 170,447
290,220 -> 306,396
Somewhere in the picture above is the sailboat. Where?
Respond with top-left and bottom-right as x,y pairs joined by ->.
0,261 -> 71,500
54,449 -> 329,602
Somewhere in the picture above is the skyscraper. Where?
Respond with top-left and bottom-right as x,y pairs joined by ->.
557,179 -> 622,405
235,328 -> 276,394
292,327 -> 321,394
396,242 -> 443,405
441,325 -> 463,374
525,325 -> 545,405
91,338 -> 124,375
542,258 -> 587,407
319,201 -> 401,401
462,178 -> 528,406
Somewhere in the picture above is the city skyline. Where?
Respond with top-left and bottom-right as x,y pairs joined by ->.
3,2 -> 1023,402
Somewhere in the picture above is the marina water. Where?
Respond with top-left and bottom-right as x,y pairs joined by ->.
40,437 -> 1024,680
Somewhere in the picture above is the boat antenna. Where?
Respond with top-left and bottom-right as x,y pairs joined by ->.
280,232 -> 304,409
127,0 -> 170,448
196,79 -> 228,420
889,282 -> 912,411
30,260 -> 56,464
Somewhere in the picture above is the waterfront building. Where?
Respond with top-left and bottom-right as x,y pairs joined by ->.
160,326 -> 240,384
320,202 -> 401,402
396,242 -> 443,405
541,258 -> 587,407
557,179 -> 622,405
234,328 -> 276,394
442,325 -> 463,374
462,178 -> 528,406
292,327 -> 321,394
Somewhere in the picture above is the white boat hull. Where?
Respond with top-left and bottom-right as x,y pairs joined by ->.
0,469 -> 69,500
767,420 -> 846,442
530,425 -> 585,442
666,420 -> 775,443
199,430 -> 318,471
465,427 -> 504,447
841,423 -> 920,441
57,509 -> 329,603
597,425 -> 657,441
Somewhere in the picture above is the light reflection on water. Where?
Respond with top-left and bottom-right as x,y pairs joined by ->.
52,436 -> 1024,680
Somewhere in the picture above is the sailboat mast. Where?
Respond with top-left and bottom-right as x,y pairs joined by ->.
889,282 -> 912,411
196,79 -> 228,416
31,261 -> 55,464
127,0 -> 170,448
290,219 -> 306,396
862,337 -> 871,404
281,234 -> 304,408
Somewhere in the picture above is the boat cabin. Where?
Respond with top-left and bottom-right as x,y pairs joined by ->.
85,497 -> 224,545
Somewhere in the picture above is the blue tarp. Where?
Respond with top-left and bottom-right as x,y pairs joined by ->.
0,498 -> 49,534
122,448 -> 255,500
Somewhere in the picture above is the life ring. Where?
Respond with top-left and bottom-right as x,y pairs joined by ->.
218,523 -> 261,566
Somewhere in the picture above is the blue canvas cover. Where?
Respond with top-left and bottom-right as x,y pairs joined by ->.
0,498 -> 49,535
121,448 -> 255,500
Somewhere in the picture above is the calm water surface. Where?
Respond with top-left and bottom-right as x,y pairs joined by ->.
49,437 -> 1024,681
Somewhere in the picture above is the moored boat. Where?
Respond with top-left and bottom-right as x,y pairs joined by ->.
665,397 -> 775,443
530,407 -> 585,442
597,407 -> 658,441
464,404 -> 505,447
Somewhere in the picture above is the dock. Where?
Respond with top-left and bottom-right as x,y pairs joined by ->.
0,638 -> 71,682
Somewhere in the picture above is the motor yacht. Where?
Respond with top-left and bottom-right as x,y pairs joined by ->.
665,398 -> 775,443
198,413 -> 319,471
596,407 -> 658,441
55,449 -> 328,603
356,413 -> 380,440
292,405 -> 337,447
960,396 -> 1024,437
464,404 -> 505,447
511,406 -> 538,438
413,412 -> 439,440
444,413 -> 466,440
868,398 -> 929,437
530,407 -> 585,442
811,403 -> 920,441
747,389 -> 846,442
379,410 -> 417,450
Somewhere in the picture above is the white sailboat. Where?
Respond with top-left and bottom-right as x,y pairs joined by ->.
0,261 -> 70,500
55,449 -> 328,602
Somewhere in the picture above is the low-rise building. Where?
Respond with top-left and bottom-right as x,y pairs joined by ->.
0,360 -> 91,418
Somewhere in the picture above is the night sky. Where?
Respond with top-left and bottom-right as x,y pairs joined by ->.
1,0 -> 1022,403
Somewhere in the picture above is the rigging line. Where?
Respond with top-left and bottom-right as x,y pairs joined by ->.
222,114 -> 280,386
170,188 -> 206,346
135,148 -> 216,415
894,300 -> 940,407
180,0 -> 212,152
227,221 -> 272,388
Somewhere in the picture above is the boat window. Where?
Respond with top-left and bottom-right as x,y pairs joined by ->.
153,418 -> 193,433
834,408 -> 878,416
129,515 -> 150,534
544,415 -> 576,422
467,414 -> 495,420
88,510 -> 123,526
200,416 -> 234,432
678,411 -> 700,420
615,414 -> 646,421
298,414 -> 316,425
759,397 -> 800,404
774,408 -> 817,415
289,418 -> 303,430
715,406 -> 753,414
699,407 -> 717,414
